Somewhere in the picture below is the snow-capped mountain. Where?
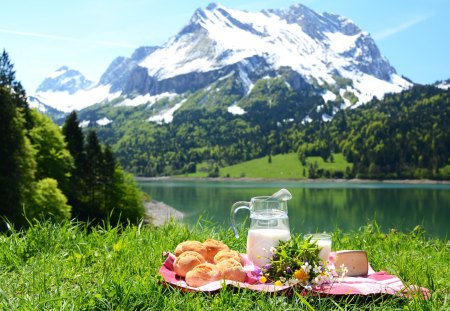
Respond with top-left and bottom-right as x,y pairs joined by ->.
36,66 -> 95,94
33,2 -> 412,118
436,80 -> 450,90
33,66 -> 119,113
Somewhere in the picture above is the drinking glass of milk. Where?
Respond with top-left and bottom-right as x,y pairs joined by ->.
231,189 -> 291,267
306,233 -> 332,262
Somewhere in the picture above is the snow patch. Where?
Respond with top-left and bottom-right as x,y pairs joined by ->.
120,92 -> 178,107
322,113 -> 333,122
80,120 -> 90,128
35,85 -> 119,112
96,117 -> 112,126
227,104 -> 246,115
302,116 -> 313,124
341,72 -> 411,107
325,32 -> 359,53
148,99 -> 186,124
437,82 -> 450,90
322,90 -> 337,102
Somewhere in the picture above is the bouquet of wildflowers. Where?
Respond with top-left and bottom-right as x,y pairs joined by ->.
257,234 -> 333,287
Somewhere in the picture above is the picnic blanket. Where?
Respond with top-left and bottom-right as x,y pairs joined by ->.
159,252 -> 429,298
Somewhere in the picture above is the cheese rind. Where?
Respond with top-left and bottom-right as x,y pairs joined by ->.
334,250 -> 368,276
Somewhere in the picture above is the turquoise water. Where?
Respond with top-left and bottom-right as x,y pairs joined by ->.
138,180 -> 450,239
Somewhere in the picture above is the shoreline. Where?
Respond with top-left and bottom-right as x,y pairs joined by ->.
136,176 -> 450,185
144,199 -> 183,226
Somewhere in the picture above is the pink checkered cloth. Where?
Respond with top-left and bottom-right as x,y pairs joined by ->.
159,252 -> 429,298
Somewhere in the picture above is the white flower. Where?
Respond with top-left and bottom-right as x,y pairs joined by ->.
301,262 -> 312,273
339,264 -> 349,278
313,265 -> 322,274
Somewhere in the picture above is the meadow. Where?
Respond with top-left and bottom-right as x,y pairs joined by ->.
188,153 -> 351,179
0,219 -> 448,310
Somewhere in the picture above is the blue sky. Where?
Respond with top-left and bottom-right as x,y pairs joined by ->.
1,0 -> 449,92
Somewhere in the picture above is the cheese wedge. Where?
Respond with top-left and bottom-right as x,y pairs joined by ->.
334,250 -> 368,277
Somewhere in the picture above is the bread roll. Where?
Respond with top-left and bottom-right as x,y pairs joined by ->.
216,258 -> 246,283
185,263 -> 223,287
203,239 -> 229,262
173,251 -> 206,277
334,250 -> 368,277
174,240 -> 207,258
214,249 -> 243,265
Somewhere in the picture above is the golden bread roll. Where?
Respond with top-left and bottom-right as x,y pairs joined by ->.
216,258 -> 246,283
214,249 -> 243,265
203,239 -> 229,262
174,240 -> 207,258
173,251 -> 206,277
185,263 -> 223,287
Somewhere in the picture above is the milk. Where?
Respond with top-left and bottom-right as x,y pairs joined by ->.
247,228 -> 291,267
316,239 -> 332,262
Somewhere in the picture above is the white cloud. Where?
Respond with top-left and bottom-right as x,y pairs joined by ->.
372,13 -> 435,40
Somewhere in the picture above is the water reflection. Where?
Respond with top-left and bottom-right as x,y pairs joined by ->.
138,180 -> 450,239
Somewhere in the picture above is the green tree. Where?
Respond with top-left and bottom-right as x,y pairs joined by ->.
62,111 -> 87,218
28,110 -> 74,193
107,166 -> 144,225
0,86 -> 36,227
0,50 -> 32,129
28,178 -> 71,222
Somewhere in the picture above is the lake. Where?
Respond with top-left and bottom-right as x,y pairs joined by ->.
138,179 -> 450,239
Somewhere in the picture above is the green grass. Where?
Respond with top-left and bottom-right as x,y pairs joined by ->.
0,219 -> 448,310
184,153 -> 351,179
221,153 -> 305,179
218,153 -> 350,179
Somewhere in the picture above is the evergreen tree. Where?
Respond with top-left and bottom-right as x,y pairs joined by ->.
0,87 -> 36,227
0,50 -> 32,129
101,145 -> 116,216
62,111 -> 87,219
84,130 -> 103,217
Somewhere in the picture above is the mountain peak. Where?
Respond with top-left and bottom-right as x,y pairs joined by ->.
34,2 -> 411,114
206,2 -> 219,11
36,66 -> 94,94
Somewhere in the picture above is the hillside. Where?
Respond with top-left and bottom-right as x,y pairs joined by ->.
32,3 -> 409,122
185,153 -> 351,179
26,3 -> 450,180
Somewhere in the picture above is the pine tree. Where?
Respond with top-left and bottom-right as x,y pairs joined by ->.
84,130 -> 104,221
62,111 -> 87,219
101,145 -> 116,216
0,87 -> 36,227
0,50 -> 32,129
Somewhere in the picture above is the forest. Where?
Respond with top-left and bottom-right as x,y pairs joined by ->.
0,50 -> 144,228
2,47 -> 449,229
83,76 -> 450,180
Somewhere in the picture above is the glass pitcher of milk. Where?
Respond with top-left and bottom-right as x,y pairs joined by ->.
231,191 -> 291,267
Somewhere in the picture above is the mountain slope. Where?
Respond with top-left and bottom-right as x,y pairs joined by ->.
32,2 -> 411,117
137,3 -> 409,103
33,66 -> 119,113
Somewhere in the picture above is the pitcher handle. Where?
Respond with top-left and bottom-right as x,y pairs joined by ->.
231,201 -> 250,238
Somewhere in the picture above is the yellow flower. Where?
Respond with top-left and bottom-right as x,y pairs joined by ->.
293,268 -> 308,282
274,280 -> 283,286
259,276 -> 267,284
